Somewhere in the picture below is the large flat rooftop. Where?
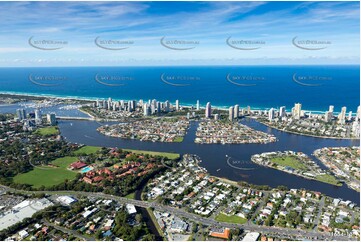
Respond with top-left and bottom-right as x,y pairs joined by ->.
0,198 -> 53,231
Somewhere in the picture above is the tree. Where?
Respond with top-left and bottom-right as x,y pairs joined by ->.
143,234 -> 156,241
135,214 -> 143,223
192,223 -> 198,233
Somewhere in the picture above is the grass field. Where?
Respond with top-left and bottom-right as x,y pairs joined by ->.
73,146 -> 179,159
125,192 -> 135,199
124,149 -> 180,160
74,146 -> 102,155
13,156 -> 78,188
215,213 -> 247,224
34,126 -> 59,136
316,174 -> 342,186
270,156 -> 307,171
173,137 -> 184,143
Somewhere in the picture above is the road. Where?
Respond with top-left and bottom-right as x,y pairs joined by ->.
42,219 -> 95,241
313,196 -> 325,231
0,185 -> 355,241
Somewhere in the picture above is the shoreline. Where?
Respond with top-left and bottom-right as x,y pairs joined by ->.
250,156 -> 343,187
0,91 -> 350,115
2,90 -> 357,142
256,119 -> 360,141
77,107 -> 95,119
313,149 -> 360,192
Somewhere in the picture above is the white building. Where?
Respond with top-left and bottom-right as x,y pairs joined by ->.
56,196 -> 77,205
35,109 -> 42,125
325,111 -> 333,122
0,199 -> 53,231
46,113 -> 56,125
279,106 -> 286,118
126,204 -> 137,215
229,106 -> 234,121
268,108 -> 275,121
18,230 -> 29,239
292,103 -> 302,119
143,103 -> 150,116
205,102 -> 211,118
164,100 -> 170,112
175,100 -> 179,111
329,105 -> 334,115
338,106 -> 347,124
234,104 -> 239,118
242,232 -> 260,241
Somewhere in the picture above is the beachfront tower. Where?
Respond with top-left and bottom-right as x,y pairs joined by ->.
292,103 -> 302,120
229,107 -> 234,121
205,102 -> 211,118
234,105 -> 239,119
175,100 -> 180,111
338,106 -> 347,124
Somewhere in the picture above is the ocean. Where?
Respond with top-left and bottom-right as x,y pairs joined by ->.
0,65 -> 359,112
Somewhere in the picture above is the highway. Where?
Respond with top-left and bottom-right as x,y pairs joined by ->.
1,185 -> 355,241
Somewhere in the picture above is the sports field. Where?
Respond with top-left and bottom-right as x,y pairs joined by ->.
270,156 -> 307,170
13,156 -> 78,188
124,148 -> 180,159
74,146 -> 101,155
34,126 -> 59,136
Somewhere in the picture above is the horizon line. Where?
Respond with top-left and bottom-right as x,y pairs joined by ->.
0,64 -> 360,68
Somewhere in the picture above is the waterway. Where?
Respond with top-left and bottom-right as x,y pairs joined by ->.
1,102 -> 358,204
57,118 -> 360,205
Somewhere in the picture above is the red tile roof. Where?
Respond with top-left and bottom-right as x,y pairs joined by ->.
70,161 -> 87,169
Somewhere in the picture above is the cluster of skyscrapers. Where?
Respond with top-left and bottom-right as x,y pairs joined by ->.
16,108 -> 56,126
266,103 -> 361,126
143,99 -> 172,116
95,98 -> 361,134
228,105 -> 240,121
95,98 -> 137,112
96,98 -> 206,118
96,97 -> 189,116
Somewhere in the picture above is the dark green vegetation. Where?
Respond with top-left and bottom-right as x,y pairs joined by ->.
111,207 -> 155,241
50,147 -> 173,197
0,116 -> 178,198
0,120 -> 78,190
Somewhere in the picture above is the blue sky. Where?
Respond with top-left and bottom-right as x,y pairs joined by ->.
0,1 -> 359,66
